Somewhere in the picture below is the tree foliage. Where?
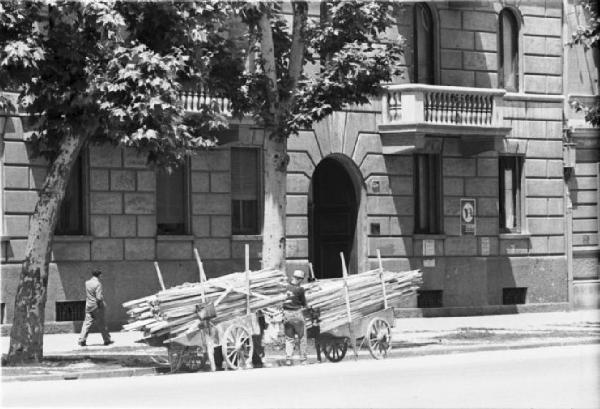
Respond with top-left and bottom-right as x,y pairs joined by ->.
569,0 -> 600,127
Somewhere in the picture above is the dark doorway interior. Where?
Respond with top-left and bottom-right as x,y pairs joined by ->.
309,157 -> 358,279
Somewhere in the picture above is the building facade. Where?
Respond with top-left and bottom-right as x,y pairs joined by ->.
1,1 -> 598,330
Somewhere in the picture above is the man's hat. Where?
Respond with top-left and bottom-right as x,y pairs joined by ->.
292,270 -> 305,279
91,269 -> 102,277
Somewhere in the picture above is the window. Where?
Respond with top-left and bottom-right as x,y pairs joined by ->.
55,155 -> 85,235
413,3 -> 435,84
414,154 -> 441,234
231,148 -> 260,235
499,9 -> 519,91
55,301 -> 85,321
156,162 -> 189,235
499,156 -> 523,232
417,290 -> 443,308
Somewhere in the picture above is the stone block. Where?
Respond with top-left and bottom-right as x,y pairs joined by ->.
90,215 -> 110,237
384,155 -> 413,176
207,149 -> 231,171
92,239 -> 124,261
191,151 -> 211,171
462,11 -> 496,32
441,50 -> 463,69
444,216 -> 461,236
210,172 -> 230,193
368,216 -> 390,236
441,29 -> 474,50
477,158 -> 498,177
524,103 -> 563,121
90,169 -> 109,191
443,177 -> 464,196
523,36 -> 546,55
52,241 -> 90,261
137,215 -> 156,237
478,236 -> 498,256
546,76 -> 562,95
137,171 -> 156,192
123,150 -> 148,168
89,144 -> 122,168
110,215 -> 137,237
444,197 -> 461,216
525,159 -> 547,177
231,240 -> 262,260
575,162 -> 598,176
443,157 -> 476,177
529,236 -> 548,254
4,191 -> 39,213
528,217 -> 564,235
367,196 -> 413,216
191,172 -> 210,193
389,216 -> 413,235
477,198 -> 498,216
441,70 -> 475,87
527,198 -> 548,215
477,217 -> 499,235
524,56 -> 562,75
110,170 -> 136,191
528,137 -> 562,159
439,9 -> 461,29
29,166 -> 47,190
389,176 -> 413,195
287,173 -> 310,193
4,166 -> 29,188
360,154 -> 387,177
288,152 -> 315,174
573,218 -> 597,233
4,215 -> 29,237
444,237 -> 477,256
3,141 -> 30,164
463,51 -> 497,71
366,176 -> 391,195
465,178 -> 498,197
252,129 -> 265,145
545,38 -> 563,56
573,205 -> 597,220
474,32 -> 497,51
369,237 -> 412,257
286,216 -> 308,236
5,239 -> 27,262
286,195 -> 308,215
157,240 -> 193,260
286,238 -> 308,258
526,179 -> 563,197
124,239 -> 155,260
192,194 -> 230,215
548,236 -> 565,254
413,238 -> 444,257
475,71 -> 498,88
90,192 -> 122,214
211,216 -> 231,237
524,75 -> 547,94
192,216 -> 210,237
523,16 -> 562,37
443,139 -> 461,155
124,193 -> 155,214
547,198 -> 563,215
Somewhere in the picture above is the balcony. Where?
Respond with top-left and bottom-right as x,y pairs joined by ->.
179,86 -> 232,116
379,84 -> 511,155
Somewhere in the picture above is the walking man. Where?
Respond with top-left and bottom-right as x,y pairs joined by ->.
283,270 -> 308,365
78,269 -> 113,346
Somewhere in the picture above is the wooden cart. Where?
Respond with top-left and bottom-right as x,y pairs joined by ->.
307,250 -> 394,363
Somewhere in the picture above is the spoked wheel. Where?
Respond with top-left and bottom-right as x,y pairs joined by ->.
222,324 -> 253,370
167,345 -> 186,373
322,339 -> 348,363
366,317 -> 392,359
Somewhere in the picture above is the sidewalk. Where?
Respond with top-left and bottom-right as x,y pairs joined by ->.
2,309 -> 599,381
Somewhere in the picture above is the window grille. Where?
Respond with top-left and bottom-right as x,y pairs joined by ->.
55,301 -> 86,321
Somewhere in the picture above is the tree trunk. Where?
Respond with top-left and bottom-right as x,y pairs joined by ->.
262,133 -> 288,271
6,131 -> 86,364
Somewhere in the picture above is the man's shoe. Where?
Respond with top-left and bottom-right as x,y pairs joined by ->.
103,340 -> 114,346
78,341 -> 86,347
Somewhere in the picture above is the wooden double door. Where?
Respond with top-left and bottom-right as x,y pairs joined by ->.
309,158 -> 358,279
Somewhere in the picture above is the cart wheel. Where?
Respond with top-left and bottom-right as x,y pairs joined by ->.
167,345 -> 186,373
366,317 -> 392,359
222,324 -> 253,370
183,347 -> 206,372
322,339 -> 347,363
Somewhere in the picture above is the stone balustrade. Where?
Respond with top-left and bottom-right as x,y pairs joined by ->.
179,87 -> 231,116
382,84 -> 506,128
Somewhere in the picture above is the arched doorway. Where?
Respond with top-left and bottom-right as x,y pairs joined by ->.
308,155 -> 365,279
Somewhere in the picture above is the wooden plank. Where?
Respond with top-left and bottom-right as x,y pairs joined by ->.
154,261 -> 166,291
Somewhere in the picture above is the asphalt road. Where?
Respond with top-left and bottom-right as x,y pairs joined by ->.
2,344 -> 599,408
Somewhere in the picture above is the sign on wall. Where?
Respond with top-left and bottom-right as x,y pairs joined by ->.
460,198 -> 476,235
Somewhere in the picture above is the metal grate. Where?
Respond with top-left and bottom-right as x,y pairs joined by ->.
417,290 -> 443,308
503,287 -> 527,305
1,303 -> 5,324
55,301 -> 85,321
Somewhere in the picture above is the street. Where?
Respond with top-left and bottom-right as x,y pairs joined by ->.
2,344 -> 599,408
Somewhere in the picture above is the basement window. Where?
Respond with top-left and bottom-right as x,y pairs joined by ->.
1,303 -> 5,324
417,290 -> 443,308
55,301 -> 86,321
502,287 -> 527,305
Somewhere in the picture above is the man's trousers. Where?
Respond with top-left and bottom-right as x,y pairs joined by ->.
79,308 -> 111,343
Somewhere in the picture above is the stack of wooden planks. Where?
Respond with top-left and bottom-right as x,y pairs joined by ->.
122,268 -> 288,341
304,268 -> 422,332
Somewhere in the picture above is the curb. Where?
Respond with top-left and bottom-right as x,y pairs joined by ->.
3,339 -> 599,382
2,366 -> 160,383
